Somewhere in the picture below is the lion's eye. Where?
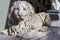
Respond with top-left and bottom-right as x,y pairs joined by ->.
16,8 -> 19,10
18,15 -> 20,17
23,8 -> 27,11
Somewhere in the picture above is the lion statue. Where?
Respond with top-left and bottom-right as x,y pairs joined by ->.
1,1 -> 51,39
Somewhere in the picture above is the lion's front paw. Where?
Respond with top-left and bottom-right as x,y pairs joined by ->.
1,29 -> 8,35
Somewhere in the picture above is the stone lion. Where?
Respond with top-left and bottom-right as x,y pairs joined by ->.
1,1 -> 51,39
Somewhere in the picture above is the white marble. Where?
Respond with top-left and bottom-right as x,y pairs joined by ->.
52,0 -> 60,10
